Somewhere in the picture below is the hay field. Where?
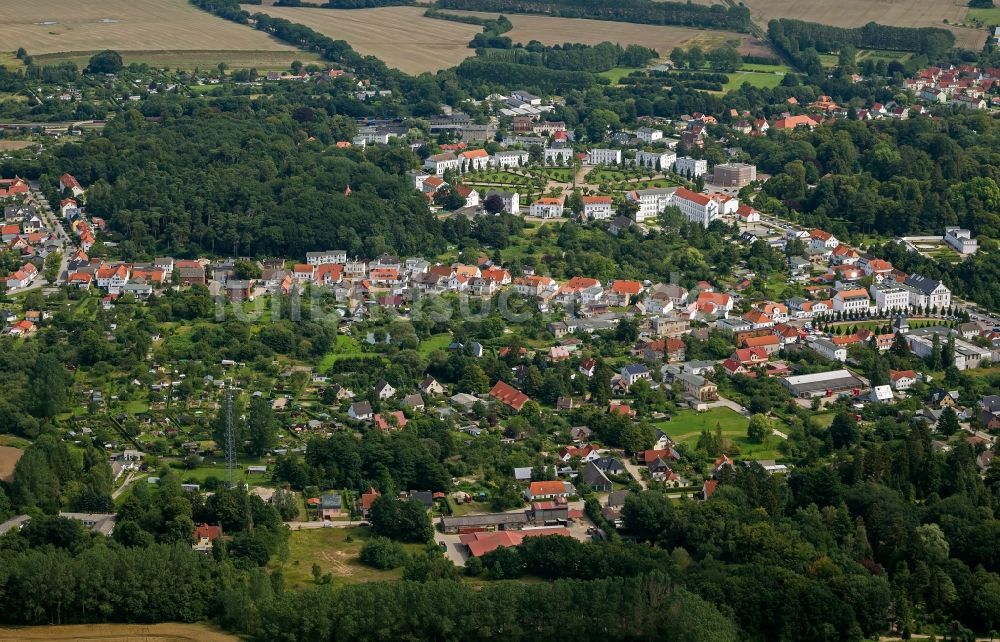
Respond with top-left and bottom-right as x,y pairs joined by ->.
0,141 -> 36,151
0,623 -> 239,641
33,49 -> 321,71
741,0 -> 987,50
0,0 -> 302,66
442,10 -> 771,57
243,6 -> 482,73
0,446 -> 23,483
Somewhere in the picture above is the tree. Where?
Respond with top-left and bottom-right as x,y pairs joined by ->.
246,397 -> 278,456
87,50 -> 123,74
43,252 -> 61,284
687,45 -> 704,69
669,47 -> 687,69
359,536 -> 407,569
829,412 -> 860,449
483,193 -> 505,215
233,259 -> 261,280
747,413 -> 772,444
369,496 -> 433,543
30,353 -> 68,419
937,406 -> 960,436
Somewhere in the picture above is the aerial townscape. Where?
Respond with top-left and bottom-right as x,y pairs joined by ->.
1,0 -> 1000,640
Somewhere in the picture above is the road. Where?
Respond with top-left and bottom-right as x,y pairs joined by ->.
620,456 -> 649,490
28,181 -> 72,285
112,471 -> 145,499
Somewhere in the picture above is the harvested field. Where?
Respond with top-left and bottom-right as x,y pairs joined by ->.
243,6 -> 482,73
741,0 -> 987,50
0,623 -> 239,641
0,0 -> 299,62
0,446 -> 23,483
0,141 -> 36,151
32,49 -> 320,71
444,10 -> 771,57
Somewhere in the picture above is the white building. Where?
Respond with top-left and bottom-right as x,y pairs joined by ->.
627,187 -> 677,223
672,187 -> 720,227
544,144 -> 573,165
530,196 -> 565,219
944,227 -> 977,255
492,150 -> 529,169
832,288 -> 870,313
423,152 -> 461,176
870,283 -> 910,312
903,274 -> 951,310
588,148 -> 622,165
636,127 -> 663,143
809,338 -> 847,362
634,150 -> 676,171
306,250 -> 347,266
674,156 -> 707,178
582,196 -> 613,220
485,190 -> 520,215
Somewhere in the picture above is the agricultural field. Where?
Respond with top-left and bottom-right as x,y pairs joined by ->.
243,6 -> 482,73
445,10 -> 773,57
0,0 -> 305,70
0,446 -> 24,483
740,0 -> 987,50
0,140 -> 37,151
658,407 -> 785,461
32,49 -> 321,71
0,623 -> 239,642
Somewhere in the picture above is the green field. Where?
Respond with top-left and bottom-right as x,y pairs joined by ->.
723,71 -> 785,91
274,526 -> 425,589
739,62 -> 793,73
598,67 -> 643,83
658,407 -> 784,461
418,333 -> 453,356
317,334 -> 365,370
966,6 -> 1000,24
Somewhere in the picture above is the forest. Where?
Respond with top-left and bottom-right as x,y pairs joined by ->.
8,109 -> 445,259
437,0 -> 752,31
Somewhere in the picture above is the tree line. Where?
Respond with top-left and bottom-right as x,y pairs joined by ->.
477,41 -> 658,73
437,0 -> 752,32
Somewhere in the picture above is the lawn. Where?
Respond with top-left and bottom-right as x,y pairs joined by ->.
658,407 -> 784,461
723,70 -> 785,91
739,62 -> 793,73
966,6 -> 1000,24
599,67 -> 643,83
274,526 -> 425,589
317,334 -> 364,370
418,333 -> 453,357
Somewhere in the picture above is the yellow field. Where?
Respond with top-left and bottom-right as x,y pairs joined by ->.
32,49 -> 321,71
0,0 -> 303,67
440,10 -> 772,57
741,0 -> 987,50
245,6 -> 482,74
0,623 -> 239,642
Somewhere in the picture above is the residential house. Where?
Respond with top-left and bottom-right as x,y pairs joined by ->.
530,196 -> 565,219
581,461 -> 612,492
890,369 -> 917,391
490,380 -> 530,412
349,401 -> 374,421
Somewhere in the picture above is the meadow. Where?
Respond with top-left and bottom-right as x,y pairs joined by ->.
243,5 -> 481,73
658,407 -> 785,461
0,0 -> 304,69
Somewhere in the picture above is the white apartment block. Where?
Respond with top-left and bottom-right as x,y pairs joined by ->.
306,250 -> 347,266
544,145 -> 573,164
491,151 -> 529,169
627,187 -> 677,223
810,338 -> 847,362
485,190 -> 520,215
423,152 -> 460,176
832,288 -> 871,313
636,127 -> 663,143
588,148 -> 622,165
903,274 -> 951,310
582,196 -> 613,220
633,150 -> 676,171
672,187 -> 720,227
870,283 -> 910,312
674,156 -> 707,178
530,197 -> 565,219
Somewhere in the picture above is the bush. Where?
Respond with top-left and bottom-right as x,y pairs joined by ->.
358,536 -> 406,569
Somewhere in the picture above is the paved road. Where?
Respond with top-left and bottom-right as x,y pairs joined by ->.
112,471 -> 145,499
620,457 -> 649,490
